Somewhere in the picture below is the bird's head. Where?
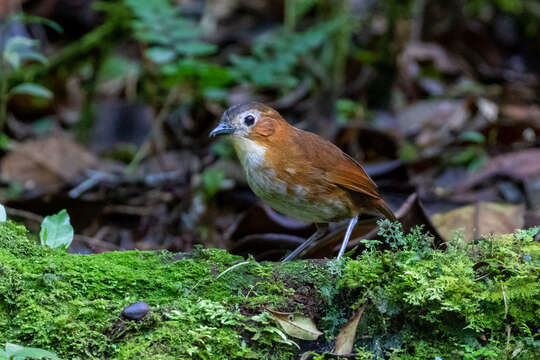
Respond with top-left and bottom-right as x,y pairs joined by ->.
209,102 -> 283,140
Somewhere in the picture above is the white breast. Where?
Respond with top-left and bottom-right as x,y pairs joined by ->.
232,137 -> 286,195
231,137 -> 267,169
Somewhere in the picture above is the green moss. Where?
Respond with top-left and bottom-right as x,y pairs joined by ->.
1,221 -> 539,359
339,223 -> 540,360
0,221 -> 46,257
0,222 -> 330,359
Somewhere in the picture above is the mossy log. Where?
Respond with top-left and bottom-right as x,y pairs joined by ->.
0,221 -> 538,359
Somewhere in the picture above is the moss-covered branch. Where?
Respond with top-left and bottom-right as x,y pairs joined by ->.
0,221 -> 538,359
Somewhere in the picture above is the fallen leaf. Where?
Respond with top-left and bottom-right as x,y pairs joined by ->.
0,136 -> 96,194
267,309 -> 323,341
456,149 -> 540,193
501,104 -> 540,128
398,100 -> 468,137
335,304 -> 366,355
397,99 -> 479,158
399,42 -> 467,78
431,202 -> 525,242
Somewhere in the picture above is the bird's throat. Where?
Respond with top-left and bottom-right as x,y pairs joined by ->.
231,136 -> 267,169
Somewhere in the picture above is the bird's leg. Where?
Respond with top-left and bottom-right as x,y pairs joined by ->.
336,216 -> 358,259
281,224 -> 328,262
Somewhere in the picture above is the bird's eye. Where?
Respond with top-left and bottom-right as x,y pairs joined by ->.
244,115 -> 255,126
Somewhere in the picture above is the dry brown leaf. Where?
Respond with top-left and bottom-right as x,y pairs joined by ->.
0,136 -> 96,194
501,104 -> 540,128
335,304 -> 366,355
267,309 -> 323,341
399,42 -> 467,78
456,149 -> 540,192
431,202 -> 525,242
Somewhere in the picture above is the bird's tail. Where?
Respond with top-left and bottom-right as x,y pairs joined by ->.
374,199 -> 397,222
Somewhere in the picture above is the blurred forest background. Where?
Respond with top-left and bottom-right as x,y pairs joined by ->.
0,0 -> 539,259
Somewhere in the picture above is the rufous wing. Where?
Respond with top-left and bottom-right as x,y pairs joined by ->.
329,157 -> 397,221
326,152 -> 381,200
307,134 -> 396,221
291,129 -> 380,199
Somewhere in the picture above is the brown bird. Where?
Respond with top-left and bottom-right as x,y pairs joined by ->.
210,102 -> 396,261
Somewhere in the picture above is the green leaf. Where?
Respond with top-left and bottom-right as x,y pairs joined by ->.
202,168 -> 225,198
3,36 -> 37,68
211,138 -> 235,159
40,209 -> 74,250
3,51 -> 20,69
0,204 -> 6,222
20,51 -> 48,65
295,0 -> 318,19
459,131 -> 486,144
0,133 -> 10,150
170,27 -> 201,40
145,47 -> 176,63
202,87 -> 227,101
10,83 -> 53,99
4,343 -> 23,357
99,56 -> 140,82
176,42 -> 217,56
4,36 -> 36,52
12,14 -> 63,33
11,346 -> 59,360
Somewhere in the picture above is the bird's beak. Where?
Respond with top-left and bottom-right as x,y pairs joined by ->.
209,122 -> 235,137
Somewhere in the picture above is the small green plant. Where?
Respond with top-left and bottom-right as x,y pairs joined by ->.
39,209 -> 74,250
0,14 -> 60,131
230,19 -> 342,91
446,131 -> 488,171
336,98 -> 370,124
124,0 -> 216,64
122,0 -> 236,102
211,138 -> 236,160
200,167 -> 235,201
398,142 -> 420,162
0,343 -> 59,360
160,58 -> 237,101
340,223 -> 539,359
464,0 -> 540,36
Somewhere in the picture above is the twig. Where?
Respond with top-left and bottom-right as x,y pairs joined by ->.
5,206 -> 44,223
143,170 -> 184,186
410,0 -> 427,43
69,171 -> 115,198
125,90 -> 178,175
103,204 -> 153,217
74,234 -> 120,252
